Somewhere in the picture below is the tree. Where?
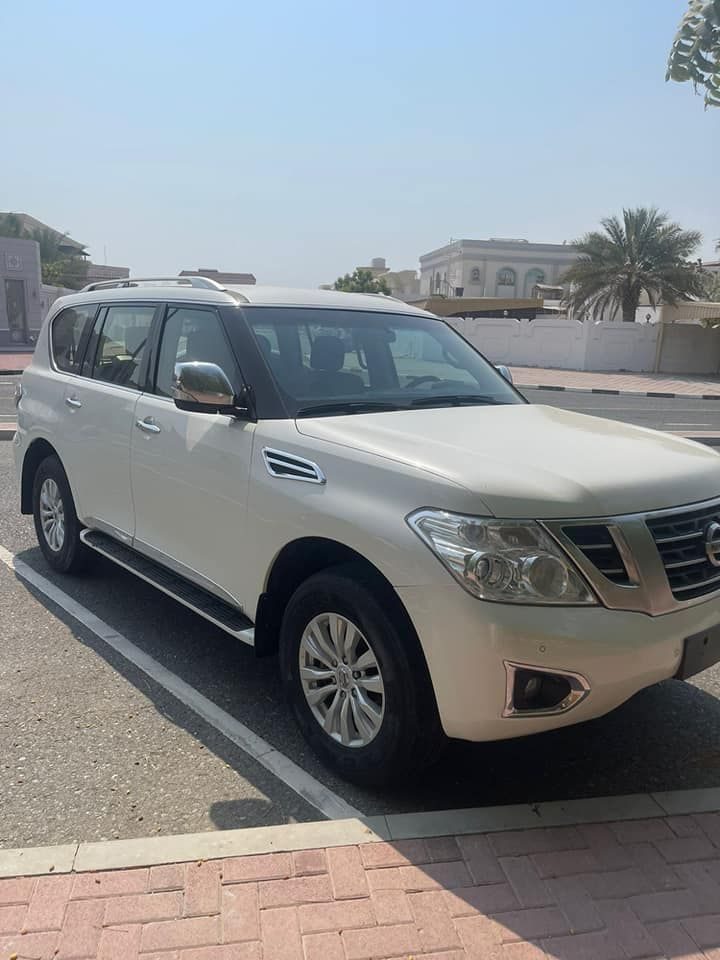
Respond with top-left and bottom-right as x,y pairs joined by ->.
560,208 -> 704,323
667,0 -> 720,108
334,268 -> 391,295
0,213 -> 24,238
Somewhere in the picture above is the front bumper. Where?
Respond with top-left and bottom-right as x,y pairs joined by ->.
397,583 -> 720,742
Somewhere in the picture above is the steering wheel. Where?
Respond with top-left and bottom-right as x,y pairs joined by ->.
404,375 -> 442,389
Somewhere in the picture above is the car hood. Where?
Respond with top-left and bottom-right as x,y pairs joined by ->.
295,404 -> 720,519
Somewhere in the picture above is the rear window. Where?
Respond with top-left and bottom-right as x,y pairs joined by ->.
50,305 -> 97,374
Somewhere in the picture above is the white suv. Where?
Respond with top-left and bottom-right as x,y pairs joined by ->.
14,277 -> 720,784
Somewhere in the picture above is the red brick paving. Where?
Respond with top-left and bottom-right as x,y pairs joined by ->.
2,813 -> 720,957
0,353 -> 32,373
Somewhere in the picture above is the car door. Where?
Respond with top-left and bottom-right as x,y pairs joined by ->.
130,302 -> 254,607
58,301 -> 158,542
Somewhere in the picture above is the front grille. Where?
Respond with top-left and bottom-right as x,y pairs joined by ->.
562,524 -> 631,585
646,503 -> 720,600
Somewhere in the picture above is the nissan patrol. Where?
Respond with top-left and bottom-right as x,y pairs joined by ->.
14,277 -> 720,784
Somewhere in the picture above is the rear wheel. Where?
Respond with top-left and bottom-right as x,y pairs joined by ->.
32,455 -> 88,574
280,563 -> 444,785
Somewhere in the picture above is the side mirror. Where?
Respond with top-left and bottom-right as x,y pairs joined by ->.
172,361 -> 251,417
496,364 -> 513,384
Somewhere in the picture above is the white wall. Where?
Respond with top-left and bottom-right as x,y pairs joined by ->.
449,316 -> 720,375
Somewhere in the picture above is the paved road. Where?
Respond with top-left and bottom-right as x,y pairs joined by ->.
1,444 -> 720,850
522,387 -> 720,434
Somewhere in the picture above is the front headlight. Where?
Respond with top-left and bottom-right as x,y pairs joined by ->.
407,509 -> 596,605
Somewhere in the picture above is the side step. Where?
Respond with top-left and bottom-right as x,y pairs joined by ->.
80,529 -> 255,645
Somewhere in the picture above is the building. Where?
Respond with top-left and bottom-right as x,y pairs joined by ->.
0,212 -> 130,292
0,236 -> 43,347
419,238 -> 579,299
84,263 -> 130,285
180,268 -> 256,285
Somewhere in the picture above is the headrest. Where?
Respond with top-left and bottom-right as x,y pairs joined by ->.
311,336 -> 345,372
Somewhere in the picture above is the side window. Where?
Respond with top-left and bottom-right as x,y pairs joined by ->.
155,307 -> 238,398
90,305 -> 155,389
51,305 -> 97,374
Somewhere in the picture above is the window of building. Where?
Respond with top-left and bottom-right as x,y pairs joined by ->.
525,268 -> 546,297
51,305 -> 97,374
89,304 -> 155,389
155,306 -> 238,398
434,272 -> 441,293
470,267 -> 481,283
496,268 -> 516,287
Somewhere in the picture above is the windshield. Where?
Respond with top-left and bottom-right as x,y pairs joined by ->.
245,307 -> 523,416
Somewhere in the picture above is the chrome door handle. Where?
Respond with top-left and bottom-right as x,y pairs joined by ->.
135,417 -> 161,434
65,396 -> 82,409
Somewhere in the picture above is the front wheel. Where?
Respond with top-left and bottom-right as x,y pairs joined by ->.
32,455 -> 88,574
280,563 -> 444,785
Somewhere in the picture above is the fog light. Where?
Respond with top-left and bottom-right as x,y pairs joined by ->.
513,668 -> 572,711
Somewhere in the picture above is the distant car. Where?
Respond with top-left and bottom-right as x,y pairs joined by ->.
13,276 -> 720,784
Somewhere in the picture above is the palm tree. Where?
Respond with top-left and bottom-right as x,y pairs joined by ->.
667,0 -> 720,108
561,208 -> 705,323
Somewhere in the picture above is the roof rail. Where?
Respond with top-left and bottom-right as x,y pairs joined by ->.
81,276 -> 227,292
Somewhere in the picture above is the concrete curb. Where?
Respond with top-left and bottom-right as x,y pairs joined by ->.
0,427 -> 16,440
522,383 -> 720,400
1,787 -> 719,878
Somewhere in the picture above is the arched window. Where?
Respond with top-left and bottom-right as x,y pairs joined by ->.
525,268 -> 546,297
470,266 -> 481,282
496,267 -> 515,288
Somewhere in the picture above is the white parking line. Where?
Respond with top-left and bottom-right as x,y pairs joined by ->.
0,545 -> 362,822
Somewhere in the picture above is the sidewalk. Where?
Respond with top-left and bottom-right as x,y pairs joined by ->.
0,353 -> 32,375
1,793 -> 719,959
510,366 -> 720,398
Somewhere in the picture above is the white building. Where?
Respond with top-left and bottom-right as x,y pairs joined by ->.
419,238 -> 580,299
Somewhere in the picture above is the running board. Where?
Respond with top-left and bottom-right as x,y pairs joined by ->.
80,529 -> 255,645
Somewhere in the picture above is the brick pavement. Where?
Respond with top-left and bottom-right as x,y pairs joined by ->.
0,354 -> 32,374
2,813 -> 720,958
510,366 -> 720,397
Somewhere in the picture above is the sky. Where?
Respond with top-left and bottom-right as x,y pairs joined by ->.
1,0 -> 718,287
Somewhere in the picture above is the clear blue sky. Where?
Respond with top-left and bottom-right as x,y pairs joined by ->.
1,0 -> 718,286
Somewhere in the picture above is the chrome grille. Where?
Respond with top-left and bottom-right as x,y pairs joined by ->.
561,524 -> 631,585
646,502 -> 720,600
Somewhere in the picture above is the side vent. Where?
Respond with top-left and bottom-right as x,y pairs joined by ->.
262,448 -> 326,484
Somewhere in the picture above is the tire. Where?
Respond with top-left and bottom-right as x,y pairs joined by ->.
32,454 -> 88,574
280,562 -> 445,785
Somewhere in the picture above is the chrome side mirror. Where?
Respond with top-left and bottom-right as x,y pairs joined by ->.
172,361 -> 240,415
496,364 -> 513,384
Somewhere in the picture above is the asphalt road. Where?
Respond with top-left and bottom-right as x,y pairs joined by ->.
1,442 -> 720,850
522,387 -> 720,434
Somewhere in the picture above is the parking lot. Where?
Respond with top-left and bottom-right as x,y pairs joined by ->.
2,439 -> 720,851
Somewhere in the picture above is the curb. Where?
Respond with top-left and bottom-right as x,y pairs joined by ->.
522,383 -> 720,400
1,787 -> 719,878
0,426 -> 16,440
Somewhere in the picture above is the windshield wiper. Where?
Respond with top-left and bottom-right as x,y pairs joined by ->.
296,400 -> 402,418
409,394 -> 504,408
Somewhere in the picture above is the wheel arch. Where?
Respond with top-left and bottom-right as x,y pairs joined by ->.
254,537 -> 423,665
20,438 -> 60,514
